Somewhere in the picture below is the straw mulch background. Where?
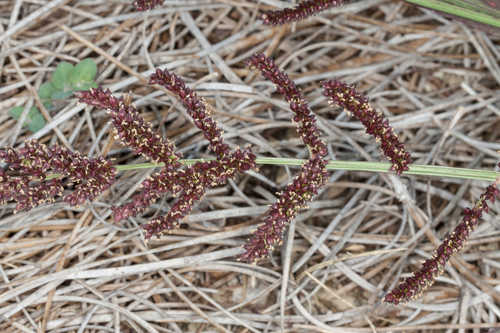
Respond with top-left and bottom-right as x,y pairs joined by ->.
1,1 -> 500,332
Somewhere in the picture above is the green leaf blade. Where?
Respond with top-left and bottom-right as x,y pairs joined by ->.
406,0 -> 500,28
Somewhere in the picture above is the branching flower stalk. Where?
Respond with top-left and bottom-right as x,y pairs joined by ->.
77,71 -> 256,238
141,69 -> 256,237
384,176 -> 500,305
240,53 -> 329,262
0,140 -> 116,211
2,53 -> 498,305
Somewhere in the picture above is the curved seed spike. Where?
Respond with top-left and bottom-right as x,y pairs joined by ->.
150,69 -> 230,160
384,183 -> 499,305
322,80 -> 411,175
133,0 -> 164,11
261,0 -> 345,25
247,53 -> 327,158
77,88 -> 182,168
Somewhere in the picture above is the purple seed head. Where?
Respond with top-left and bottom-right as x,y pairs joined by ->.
322,80 -> 411,175
384,183 -> 499,305
261,0 -> 345,25
133,0 -> 164,11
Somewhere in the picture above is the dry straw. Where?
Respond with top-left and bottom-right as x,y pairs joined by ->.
0,4 -> 500,332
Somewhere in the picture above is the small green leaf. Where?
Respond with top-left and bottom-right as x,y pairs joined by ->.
27,111 -> 46,132
9,106 -> 24,120
52,62 -> 74,90
9,106 -> 46,132
43,101 -> 54,111
72,81 -> 98,91
38,82 -> 57,100
70,58 -> 97,85
51,90 -> 74,100
27,106 -> 40,118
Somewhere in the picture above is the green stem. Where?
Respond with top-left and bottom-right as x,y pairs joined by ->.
405,0 -> 500,28
108,158 -> 498,182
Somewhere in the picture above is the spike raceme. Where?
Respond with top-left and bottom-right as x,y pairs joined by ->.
322,80 -> 412,174
2,55 -> 496,307
384,178 -> 499,305
241,53 -> 329,262
261,0 -> 345,25
133,0 -> 164,11
0,140 -> 116,211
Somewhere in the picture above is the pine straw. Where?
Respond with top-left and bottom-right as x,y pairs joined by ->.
1,0 -> 500,332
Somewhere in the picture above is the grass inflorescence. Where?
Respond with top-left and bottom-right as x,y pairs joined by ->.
1,1 -> 498,313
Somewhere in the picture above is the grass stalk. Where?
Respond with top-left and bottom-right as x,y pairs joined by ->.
405,0 -> 500,28
104,158 -> 500,182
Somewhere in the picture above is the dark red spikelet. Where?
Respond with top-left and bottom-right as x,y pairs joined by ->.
261,0 -> 344,25
150,69 -> 230,160
77,88 -> 181,169
248,53 -> 327,158
240,157 -> 328,262
322,80 -> 411,175
133,0 -> 164,11
384,182 -> 499,305
140,148 -> 256,237
0,140 -> 116,211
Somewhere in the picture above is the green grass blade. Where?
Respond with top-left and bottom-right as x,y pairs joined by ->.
405,0 -> 500,28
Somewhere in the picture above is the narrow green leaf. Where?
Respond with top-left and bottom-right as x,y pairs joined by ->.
405,0 -> 500,28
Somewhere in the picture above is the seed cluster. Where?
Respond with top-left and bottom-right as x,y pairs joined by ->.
133,0 -> 164,11
142,149 -> 256,238
78,88 -> 181,169
322,80 -> 411,175
240,157 -> 328,262
78,71 -> 256,238
0,140 -> 116,211
150,69 -> 230,159
248,53 -> 328,158
261,0 -> 344,25
241,53 -> 329,262
384,182 -> 499,305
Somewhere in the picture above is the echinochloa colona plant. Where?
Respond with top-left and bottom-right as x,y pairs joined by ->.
1,0 -> 499,317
